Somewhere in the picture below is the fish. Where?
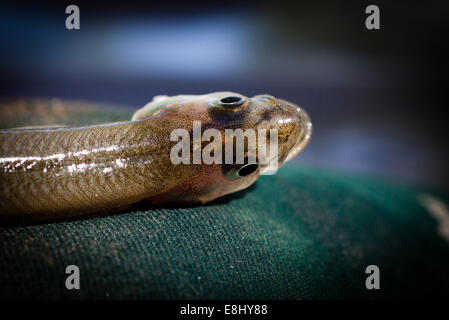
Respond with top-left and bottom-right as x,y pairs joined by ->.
0,92 -> 312,223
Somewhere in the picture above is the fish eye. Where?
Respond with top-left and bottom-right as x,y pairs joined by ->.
237,163 -> 259,177
219,96 -> 244,107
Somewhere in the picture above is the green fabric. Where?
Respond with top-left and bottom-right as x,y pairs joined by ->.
1,165 -> 448,299
1,100 -> 448,299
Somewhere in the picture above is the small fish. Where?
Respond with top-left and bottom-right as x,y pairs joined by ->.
0,92 -> 312,223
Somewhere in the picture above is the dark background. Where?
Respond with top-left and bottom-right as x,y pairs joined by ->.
1,0 -> 448,191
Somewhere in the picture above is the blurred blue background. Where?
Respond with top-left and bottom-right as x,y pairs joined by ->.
1,0 -> 448,191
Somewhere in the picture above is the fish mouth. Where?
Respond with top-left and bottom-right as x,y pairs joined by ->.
284,106 -> 312,163
258,106 -> 312,175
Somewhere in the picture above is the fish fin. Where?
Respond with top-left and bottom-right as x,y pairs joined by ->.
152,95 -> 169,102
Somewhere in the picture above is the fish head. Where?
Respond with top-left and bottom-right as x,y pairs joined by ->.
133,92 -> 312,204
205,92 -> 312,175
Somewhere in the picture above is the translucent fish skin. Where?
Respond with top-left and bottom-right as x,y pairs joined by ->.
0,92 -> 311,223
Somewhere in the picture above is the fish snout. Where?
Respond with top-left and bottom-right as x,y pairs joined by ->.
280,100 -> 312,163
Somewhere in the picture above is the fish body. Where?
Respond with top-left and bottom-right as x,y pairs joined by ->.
0,92 -> 312,223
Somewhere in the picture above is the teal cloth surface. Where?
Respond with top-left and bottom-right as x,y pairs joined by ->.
0,100 -> 448,299
1,164 -> 449,299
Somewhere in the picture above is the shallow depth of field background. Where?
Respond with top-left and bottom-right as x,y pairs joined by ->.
1,0 -> 448,191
